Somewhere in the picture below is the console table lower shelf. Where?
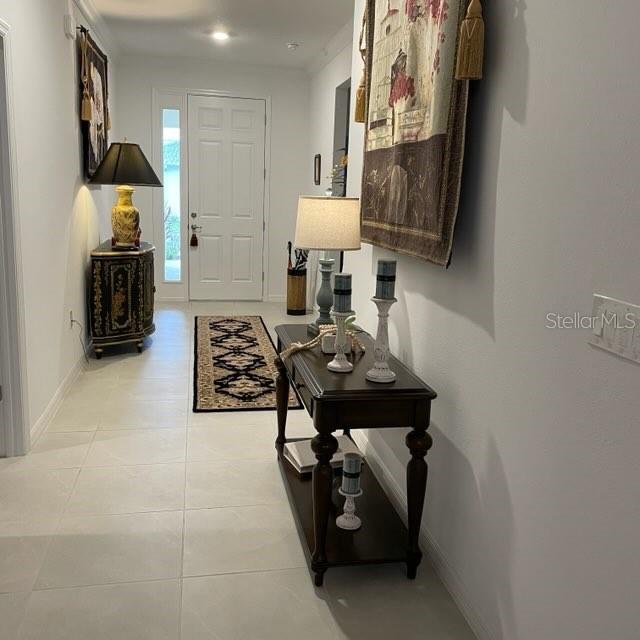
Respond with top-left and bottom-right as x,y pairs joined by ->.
278,439 -> 409,586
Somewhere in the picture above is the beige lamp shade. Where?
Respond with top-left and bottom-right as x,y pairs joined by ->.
294,196 -> 361,251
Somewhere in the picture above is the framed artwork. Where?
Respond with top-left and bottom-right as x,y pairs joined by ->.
361,0 -> 470,266
77,29 -> 109,179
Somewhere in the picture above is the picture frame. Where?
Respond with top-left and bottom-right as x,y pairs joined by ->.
77,29 -> 109,180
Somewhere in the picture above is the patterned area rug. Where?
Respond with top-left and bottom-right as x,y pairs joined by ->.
193,316 -> 301,412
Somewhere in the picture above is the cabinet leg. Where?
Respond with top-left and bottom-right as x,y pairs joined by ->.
310,432 -> 338,585
406,427 -> 433,579
275,357 -> 289,452
136,341 -> 143,354
95,348 -> 103,360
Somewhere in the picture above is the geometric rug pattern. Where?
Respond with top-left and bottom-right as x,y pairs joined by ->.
194,316 -> 301,412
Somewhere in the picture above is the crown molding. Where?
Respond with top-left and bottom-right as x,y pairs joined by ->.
306,21 -> 353,75
73,0 -> 120,58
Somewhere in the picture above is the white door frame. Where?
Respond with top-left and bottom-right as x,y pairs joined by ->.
152,87 -> 271,302
0,19 -> 29,457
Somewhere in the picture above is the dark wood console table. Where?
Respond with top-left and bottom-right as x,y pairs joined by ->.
274,324 -> 437,586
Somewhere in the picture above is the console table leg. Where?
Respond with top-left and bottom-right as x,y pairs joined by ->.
406,428 -> 433,579
275,357 -> 289,452
311,432 -> 339,586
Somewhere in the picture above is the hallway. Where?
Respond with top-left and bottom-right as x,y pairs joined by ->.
0,302 -> 474,639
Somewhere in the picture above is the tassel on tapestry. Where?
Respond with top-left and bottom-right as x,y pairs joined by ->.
355,78 -> 367,123
455,0 -> 485,80
354,6 -> 368,123
80,29 -> 92,121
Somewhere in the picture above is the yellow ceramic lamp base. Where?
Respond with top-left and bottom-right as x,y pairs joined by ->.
111,185 -> 141,249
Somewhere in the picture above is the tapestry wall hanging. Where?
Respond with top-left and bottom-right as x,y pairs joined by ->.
361,0 -> 479,266
77,28 -> 110,179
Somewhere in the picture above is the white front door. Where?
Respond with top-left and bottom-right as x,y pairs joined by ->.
188,95 -> 266,300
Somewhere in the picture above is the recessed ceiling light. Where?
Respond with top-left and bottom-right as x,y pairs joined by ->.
212,31 -> 230,41
287,42 -> 300,50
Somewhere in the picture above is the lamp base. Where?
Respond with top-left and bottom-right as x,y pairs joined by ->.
112,185 -> 141,249
308,257 -> 335,334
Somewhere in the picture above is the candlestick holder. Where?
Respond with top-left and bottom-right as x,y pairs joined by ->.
366,297 -> 397,383
336,488 -> 363,530
327,310 -> 354,373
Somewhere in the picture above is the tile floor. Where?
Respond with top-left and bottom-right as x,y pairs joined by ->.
0,302 -> 475,639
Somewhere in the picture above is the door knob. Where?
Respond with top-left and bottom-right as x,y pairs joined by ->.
191,224 -> 203,231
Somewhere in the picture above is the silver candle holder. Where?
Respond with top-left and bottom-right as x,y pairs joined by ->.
336,453 -> 363,531
365,297 -> 397,383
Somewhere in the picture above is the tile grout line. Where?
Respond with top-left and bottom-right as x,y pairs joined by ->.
26,565 -> 310,595
28,441 -> 91,601
178,415 -> 189,640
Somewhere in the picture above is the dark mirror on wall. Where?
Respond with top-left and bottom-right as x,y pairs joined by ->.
331,78 -> 351,199
314,154 -> 321,186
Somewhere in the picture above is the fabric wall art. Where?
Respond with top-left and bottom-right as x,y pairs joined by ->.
77,28 -> 110,180
361,0 -> 473,266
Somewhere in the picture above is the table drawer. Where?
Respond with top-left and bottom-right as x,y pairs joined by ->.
291,366 -> 313,415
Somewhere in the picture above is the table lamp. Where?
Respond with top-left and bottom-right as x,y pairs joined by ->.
294,196 -> 361,332
89,141 -> 162,250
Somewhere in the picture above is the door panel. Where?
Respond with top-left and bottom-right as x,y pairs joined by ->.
231,236 -> 253,282
199,236 -> 224,282
188,95 -> 265,300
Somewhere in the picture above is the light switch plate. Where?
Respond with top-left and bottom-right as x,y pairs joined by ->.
590,294 -> 640,364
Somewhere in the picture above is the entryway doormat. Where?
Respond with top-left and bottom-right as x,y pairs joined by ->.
194,316 -> 301,412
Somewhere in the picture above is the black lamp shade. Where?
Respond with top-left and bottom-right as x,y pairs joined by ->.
89,142 -> 162,187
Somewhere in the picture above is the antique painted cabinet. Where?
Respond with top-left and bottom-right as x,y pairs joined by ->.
89,241 -> 155,358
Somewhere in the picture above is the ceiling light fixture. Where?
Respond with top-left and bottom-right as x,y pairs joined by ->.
212,31 -> 230,41
287,42 -> 300,50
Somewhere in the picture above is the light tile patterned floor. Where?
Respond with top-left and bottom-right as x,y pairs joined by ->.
0,302 -> 476,639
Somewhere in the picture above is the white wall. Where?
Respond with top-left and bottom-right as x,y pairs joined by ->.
307,43 -> 352,196
115,55 -> 310,301
0,0 -> 114,438
305,38 -> 352,308
343,2 -> 640,639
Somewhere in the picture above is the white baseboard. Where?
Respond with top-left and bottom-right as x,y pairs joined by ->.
265,294 -> 286,303
29,356 -> 85,445
155,296 -> 188,303
352,431 -> 494,640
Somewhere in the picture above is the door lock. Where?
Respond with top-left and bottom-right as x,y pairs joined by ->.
190,212 -> 198,219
